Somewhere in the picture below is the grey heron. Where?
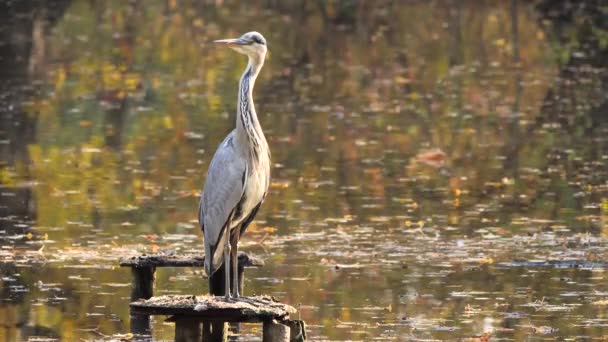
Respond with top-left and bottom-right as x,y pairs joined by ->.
199,31 -> 270,300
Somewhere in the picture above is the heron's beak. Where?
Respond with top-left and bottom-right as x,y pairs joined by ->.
214,38 -> 250,46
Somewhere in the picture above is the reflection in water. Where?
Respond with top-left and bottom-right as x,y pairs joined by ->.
0,0 -> 607,340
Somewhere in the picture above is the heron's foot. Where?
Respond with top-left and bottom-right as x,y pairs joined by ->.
235,296 -> 259,305
244,296 -> 276,306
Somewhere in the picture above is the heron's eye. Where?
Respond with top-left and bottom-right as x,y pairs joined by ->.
251,36 -> 265,45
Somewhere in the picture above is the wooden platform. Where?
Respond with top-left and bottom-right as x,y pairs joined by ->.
131,295 -> 306,341
119,252 -> 264,268
131,295 -> 295,322
121,253 -> 306,340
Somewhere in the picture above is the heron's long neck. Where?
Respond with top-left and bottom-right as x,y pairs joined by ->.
236,58 -> 265,155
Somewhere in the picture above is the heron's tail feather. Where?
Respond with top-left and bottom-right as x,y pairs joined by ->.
204,229 -> 227,276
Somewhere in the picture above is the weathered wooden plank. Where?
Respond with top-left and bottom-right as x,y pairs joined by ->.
131,295 -> 296,323
121,254 -> 205,268
119,252 -> 264,268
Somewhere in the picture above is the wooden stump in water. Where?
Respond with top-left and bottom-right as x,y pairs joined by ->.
287,319 -> 307,342
128,266 -> 155,336
121,252 -> 264,339
130,295 -> 305,341
172,317 -> 203,341
263,320 -> 290,342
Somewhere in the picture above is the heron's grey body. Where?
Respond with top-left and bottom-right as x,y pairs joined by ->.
199,32 -> 269,299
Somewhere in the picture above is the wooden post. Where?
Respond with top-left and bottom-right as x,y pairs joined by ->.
263,320 -> 290,342
286,320 -> 306,342
174,317 -> 202,342
130,266 -> 154,338
130,266 -> 155,301
129,313 -> 151,337
124,253 -> 265,341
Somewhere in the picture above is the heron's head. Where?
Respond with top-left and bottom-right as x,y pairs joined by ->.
214,31 -> 267,62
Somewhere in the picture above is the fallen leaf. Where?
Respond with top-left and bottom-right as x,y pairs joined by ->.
415,149 -> 447,168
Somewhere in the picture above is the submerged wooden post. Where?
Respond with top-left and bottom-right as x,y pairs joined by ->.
263,320 -> 290,342
131,295 -> 299,341
202,319 -> 228,342
129,266 -> 155,337
122,253 -> 265,341
286,320 -> 307,342
173,317 -> 202,342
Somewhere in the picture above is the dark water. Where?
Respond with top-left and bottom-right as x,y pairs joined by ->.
0,0 -> 607,340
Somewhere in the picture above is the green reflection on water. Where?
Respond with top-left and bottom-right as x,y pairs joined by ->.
0,0 -> 607,340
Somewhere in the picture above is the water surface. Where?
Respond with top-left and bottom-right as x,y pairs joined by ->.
0,1 -> 607,340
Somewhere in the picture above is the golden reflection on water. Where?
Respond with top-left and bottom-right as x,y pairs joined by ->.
0,0 -> 607,340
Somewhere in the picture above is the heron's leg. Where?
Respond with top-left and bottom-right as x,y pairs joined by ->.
230,246 -> 240,298
230,228 -> 242,298
223,228 -> 231,300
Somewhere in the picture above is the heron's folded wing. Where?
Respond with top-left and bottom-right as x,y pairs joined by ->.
200,134 -> 247,251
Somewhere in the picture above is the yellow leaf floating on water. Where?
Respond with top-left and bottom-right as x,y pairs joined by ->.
124,74 -> 140,91
405,220 -> 424,229
25,232 -> 33,240
193,18 -> 204,28
263,226 -> 277,233
494,38 -> 506,47
394,76 -> 410,84
271,181 -> 290,189
55,67 -> 66,90
479,257 -> 494,264
163,116 -> 173,129
601,198 -> 608,213
112,333 -> 133,341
